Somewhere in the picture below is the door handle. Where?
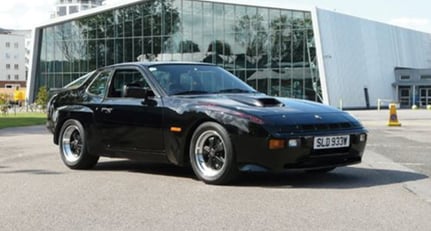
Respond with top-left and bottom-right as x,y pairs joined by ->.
101,107 -> 113,114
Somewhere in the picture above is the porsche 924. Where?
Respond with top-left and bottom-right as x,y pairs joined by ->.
46,62 -> 367,184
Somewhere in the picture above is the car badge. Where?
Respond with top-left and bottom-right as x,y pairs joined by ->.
314,115 -> 322,120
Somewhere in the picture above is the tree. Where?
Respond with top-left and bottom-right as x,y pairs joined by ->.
35,86 -> 49,110
207,40 -> 232,55
178,40 -> 200,53
78,0 -> 180,66
233,15 -> 267,57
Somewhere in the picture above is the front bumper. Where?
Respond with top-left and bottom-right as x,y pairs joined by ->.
233,131 -> 367,172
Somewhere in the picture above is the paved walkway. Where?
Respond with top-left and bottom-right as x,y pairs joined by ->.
348,109 -> 431,126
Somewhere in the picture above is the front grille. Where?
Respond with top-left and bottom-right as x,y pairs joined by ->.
279,122 -> 355,134
283,155 -> 361,169
311,147 -> 351,156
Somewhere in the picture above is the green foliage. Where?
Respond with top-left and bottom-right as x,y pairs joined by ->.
207,40 -> 232,55
35,86 -> 49,110
0,93 -> 8,105
0,93 -> 9,114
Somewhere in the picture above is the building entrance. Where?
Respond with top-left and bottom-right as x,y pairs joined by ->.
398,86 -> 411,107
419,88 -> 431,106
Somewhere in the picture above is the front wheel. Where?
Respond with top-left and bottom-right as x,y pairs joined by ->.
59,119 -> 99,169
189,122 -> 238,185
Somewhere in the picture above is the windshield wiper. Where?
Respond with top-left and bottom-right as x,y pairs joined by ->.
217,88 -> 257,93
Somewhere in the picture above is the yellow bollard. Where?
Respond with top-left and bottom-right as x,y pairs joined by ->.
387,103 -> 401,126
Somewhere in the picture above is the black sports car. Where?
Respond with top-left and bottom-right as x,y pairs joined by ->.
46,62 -> 367,184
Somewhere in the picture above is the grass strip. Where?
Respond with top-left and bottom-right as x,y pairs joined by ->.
0,112 -> 46,129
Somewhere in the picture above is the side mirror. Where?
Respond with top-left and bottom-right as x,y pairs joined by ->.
123,86 -> 146,98
142,87 -> 157,106
123,85 -> 157,106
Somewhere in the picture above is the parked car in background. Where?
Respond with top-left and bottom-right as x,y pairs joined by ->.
47,62 -> 367,184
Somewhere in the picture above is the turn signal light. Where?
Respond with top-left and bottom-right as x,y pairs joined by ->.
268,139 -> 285,150
170,127 -> 182,132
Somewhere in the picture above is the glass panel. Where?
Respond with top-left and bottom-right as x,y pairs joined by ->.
124,38 -> 134,62
33,0 -> 321,102
123,8 -> 134,38
133,5 -> 143,37
192,1 -> 207,54
106,39 -> 115,65
96,14 -> 107,39
114,38 -> 123,63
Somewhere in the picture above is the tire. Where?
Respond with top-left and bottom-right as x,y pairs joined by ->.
189,122 -> 238,185
59,119 -> 99,169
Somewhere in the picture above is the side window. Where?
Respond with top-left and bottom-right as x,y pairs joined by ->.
108,69 -> 150,98
87,70 -> 111,97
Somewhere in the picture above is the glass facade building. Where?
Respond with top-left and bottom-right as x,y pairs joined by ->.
32,0 -> 321,102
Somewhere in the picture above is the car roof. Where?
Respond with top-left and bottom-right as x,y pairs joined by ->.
105,61 -> 216,69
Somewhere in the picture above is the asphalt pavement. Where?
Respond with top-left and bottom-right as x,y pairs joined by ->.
1,109 -> 431,230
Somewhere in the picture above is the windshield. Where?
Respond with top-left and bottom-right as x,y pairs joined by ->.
63,71 -> 95,89
148,64 -> 257,96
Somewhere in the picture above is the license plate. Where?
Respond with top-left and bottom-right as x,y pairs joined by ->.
313,135 -> 350,149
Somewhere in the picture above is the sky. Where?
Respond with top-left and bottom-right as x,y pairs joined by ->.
0,0 -> 430,33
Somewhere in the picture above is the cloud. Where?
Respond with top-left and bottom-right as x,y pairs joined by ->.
0,0 -> 55,29
389,17 -> 431,33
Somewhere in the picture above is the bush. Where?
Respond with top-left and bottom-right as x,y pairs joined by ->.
35,86 -> 49,110
0,93 -> 9,114
0,93 -> 8,105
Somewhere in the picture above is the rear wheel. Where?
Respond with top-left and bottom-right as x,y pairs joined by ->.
189,122 -> 238,184
59,119 -> 99,169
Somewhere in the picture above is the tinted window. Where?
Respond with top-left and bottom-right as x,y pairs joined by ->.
87,70 -> 111,97
108,69 -> 150,98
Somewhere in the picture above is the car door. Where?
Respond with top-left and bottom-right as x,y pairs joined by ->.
93,66 -> 165,156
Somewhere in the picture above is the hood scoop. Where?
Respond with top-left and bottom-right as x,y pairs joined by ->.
227,95 -> 284,107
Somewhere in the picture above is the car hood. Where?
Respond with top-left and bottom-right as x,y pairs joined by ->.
188,93 -> 339,114
179,93 -> 363,129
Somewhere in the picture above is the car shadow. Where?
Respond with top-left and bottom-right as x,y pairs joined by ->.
236,168 -> 428,189
92,160 -> 428,189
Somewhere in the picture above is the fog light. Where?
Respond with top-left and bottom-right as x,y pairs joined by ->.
288,139 -> 299,148
269,139 -> 285,150
359,134 -> 366,142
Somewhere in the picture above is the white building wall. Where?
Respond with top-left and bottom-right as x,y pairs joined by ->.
315,8 -> 431,108
0,33 -> 26,84
53,0 -> 104,18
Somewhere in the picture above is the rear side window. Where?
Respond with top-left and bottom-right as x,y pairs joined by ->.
64,71 -> 95,89
87,70 -> 111,97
